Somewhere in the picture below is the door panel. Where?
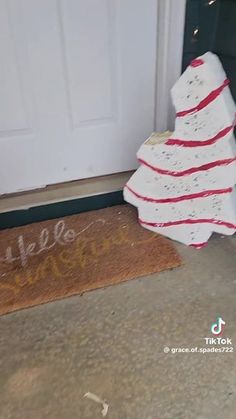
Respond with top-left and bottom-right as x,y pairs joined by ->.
0,1 -> 28,132
61,0 -> 115,124
0,0 -> 157,194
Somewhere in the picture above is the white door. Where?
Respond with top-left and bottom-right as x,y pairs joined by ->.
0,0 -> 158,195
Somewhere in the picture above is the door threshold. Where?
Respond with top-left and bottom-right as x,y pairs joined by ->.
0,171 -> 133,229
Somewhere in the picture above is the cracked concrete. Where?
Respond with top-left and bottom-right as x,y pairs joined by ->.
0,234 -> 236,419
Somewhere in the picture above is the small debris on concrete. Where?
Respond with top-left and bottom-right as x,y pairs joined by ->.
84,392 -> 109,417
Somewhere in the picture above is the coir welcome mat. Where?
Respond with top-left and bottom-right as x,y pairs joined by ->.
0,205 -> 182,315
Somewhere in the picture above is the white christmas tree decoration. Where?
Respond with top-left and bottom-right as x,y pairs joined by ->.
124,52 -> 236,248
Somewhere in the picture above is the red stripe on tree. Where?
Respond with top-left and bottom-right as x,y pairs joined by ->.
139,218 -> 236,229
125,184 -> 233,203
176,79 -> 229,117
138,157 -> 236,177
166,124 -> 234,147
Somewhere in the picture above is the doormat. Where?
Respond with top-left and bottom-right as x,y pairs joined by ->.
0,205 -> 182,315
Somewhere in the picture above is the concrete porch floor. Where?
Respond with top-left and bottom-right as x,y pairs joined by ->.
0,234 -> 236,419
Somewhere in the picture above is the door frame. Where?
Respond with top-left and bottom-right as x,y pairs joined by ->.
155,0 -> 186,131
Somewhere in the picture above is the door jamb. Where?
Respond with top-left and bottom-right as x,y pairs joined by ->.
155,0 -> 186,131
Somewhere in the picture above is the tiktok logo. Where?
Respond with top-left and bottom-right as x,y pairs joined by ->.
210,317 -> 226,336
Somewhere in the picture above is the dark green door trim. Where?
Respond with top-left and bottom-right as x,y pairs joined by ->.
0,191 -> 125,230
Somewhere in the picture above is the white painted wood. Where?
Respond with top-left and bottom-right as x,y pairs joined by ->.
155,0 -> 186,131
0,1 -> 28,133
0,0 -> 158,194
